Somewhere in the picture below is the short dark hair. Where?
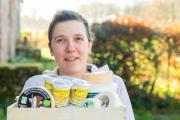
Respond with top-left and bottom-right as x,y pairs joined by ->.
48,10 -> 91,43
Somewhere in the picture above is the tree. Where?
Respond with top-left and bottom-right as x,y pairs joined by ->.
78,3 -> 121,24
124,0 -> 180,29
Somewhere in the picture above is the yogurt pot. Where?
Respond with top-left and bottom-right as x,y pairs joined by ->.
70,78 -> 90,105
52,78 -> 73,107
43,74 -> 58,94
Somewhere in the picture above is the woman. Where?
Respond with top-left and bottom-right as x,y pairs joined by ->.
22,10 -> 135,120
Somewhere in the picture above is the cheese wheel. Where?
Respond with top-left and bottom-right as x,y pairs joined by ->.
17,87 -> 55,108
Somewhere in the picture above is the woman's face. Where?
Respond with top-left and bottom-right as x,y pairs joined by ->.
50,20 -> 92,77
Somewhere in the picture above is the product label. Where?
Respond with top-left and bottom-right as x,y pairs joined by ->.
44,81 -> 53,93
53,88 -> 70,107
87,92 -> 99,98
18,87 -> 52,108
70,88 -> 88,105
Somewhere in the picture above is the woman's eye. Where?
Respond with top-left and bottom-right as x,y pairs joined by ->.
75,37 -> 83,41
56,38 -> 64,42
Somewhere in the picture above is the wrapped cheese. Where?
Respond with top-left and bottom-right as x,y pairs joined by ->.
82,71 -> 113,84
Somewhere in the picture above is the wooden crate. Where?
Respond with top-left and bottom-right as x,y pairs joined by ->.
7,103 -> 125,120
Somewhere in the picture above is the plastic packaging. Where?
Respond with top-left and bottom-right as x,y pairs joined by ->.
52,78 -> 73,107
70,78 -> 90,105
43,74 -> 58,93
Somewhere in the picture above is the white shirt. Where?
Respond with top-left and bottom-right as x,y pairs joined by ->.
22,64 -> 135,120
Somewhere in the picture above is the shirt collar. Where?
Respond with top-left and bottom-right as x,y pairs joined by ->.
43,64 -> 110,75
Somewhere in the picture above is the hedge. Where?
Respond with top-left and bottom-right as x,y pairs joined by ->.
16,47 -> 41,61
0,63 -> 43,100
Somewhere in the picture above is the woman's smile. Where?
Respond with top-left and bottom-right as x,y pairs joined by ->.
64,56 -> 79,63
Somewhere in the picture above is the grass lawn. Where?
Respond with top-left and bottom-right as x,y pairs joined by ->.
135,110 -> 180,120
40,57 -> 57,70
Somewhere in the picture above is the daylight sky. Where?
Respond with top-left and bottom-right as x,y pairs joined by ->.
21,0 -> 150,20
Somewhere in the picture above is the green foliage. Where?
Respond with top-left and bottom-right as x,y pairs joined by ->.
0,100 -> 15,120
13,47 -> 41,62
0,56 -> 56,120
135,110 -> 154,120
126,80 -> 180,110
20,31 -> 49,49
92,17 -> 180,110
9,54 -> 38,63
92,17 -> 155,42
92,19 -> 160,81
0,108 -> 5,120
0,63 -> 43,100
41,57 -> 57,70
134,110 -> 180,120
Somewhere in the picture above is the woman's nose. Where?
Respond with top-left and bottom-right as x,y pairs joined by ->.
65,40 -> 76,53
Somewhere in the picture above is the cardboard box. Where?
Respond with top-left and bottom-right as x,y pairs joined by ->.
7,103 -> 125,120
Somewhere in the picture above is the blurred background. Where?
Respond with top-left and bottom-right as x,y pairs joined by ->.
0,0 -> 180,120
